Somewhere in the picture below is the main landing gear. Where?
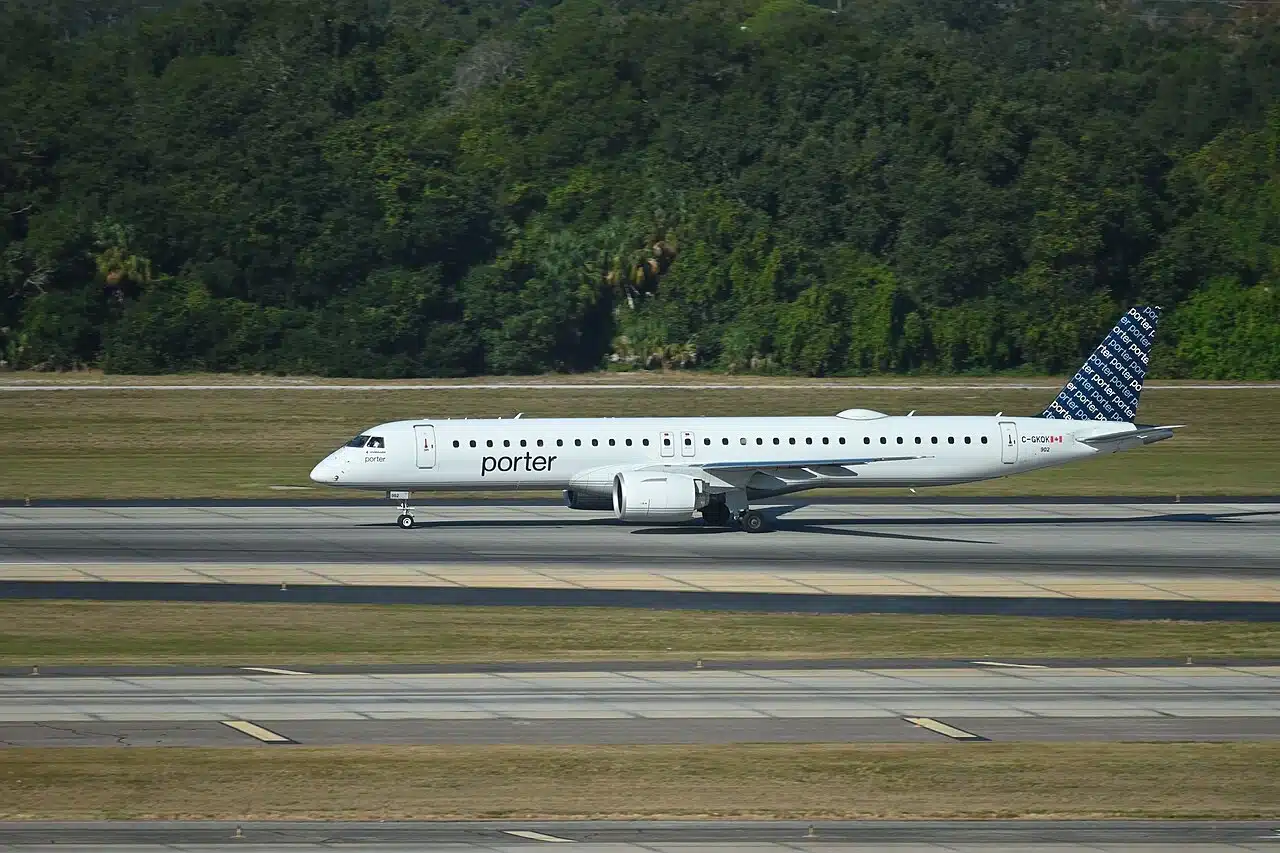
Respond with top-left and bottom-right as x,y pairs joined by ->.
700,496 -> 767,532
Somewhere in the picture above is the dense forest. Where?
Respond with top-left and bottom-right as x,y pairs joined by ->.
1,0 -> 1278,378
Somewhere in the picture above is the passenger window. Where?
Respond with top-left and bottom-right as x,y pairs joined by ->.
806,437 -> 813,445
503,440 -> 510,448
704,438 -> 711,446
756,438 -> 763,445
722,438 -> 729,445
914,437 -> 921,444
575,439 -> 582,446
592,439 -> 599,446
864,437 -> 871,445
981,436 -> 989,444
948,437 -> 955,444
452,440 -> 459,448
537,439 -> 544,447
838,437 -> 846,445
964,436 -> 971,444
520,439 -> 527,447
609,438 -> 616,446
642,438 -> 650,446
626,438 -> 633,446
740,438 -> 747,445
367,436 -> 385,449
880,437 -> 887,445
663,437 -> 671,446
487,440 -> 494,448
896,437 -> 903,444
789,437 -> 796,445
557,439 -> 563,446
931,437 -> 938,444
822,437 -> 829,445
773,437 -> 780,445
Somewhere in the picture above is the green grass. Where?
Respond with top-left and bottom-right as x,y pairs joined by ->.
0,382 -> 1276,498
2,602 -> 1278,664
2,743 -> 1277,820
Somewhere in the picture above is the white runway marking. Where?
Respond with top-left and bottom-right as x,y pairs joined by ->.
241,667 -> 311,676
502,829 -> 576,842
971,661 -> 1049,669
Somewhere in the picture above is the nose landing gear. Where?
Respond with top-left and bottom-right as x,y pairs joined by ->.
389,491 -> 416,530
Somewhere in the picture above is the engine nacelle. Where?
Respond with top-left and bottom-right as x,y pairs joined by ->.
562,489 -> 614,511
612,471 -> 709,523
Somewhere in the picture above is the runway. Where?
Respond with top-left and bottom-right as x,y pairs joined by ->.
2,820 -> 1279,851
1,502 -> 1277,618
2,664 -> 1277,746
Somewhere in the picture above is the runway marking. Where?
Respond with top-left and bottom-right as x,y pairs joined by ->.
904,717 -> 987,740
220,720 -> 294,743
502,829 -> 575,842
241,666 -> 311,676
971,661 -> 1049,669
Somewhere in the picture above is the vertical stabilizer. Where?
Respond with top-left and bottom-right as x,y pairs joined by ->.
1041,306 -> 1162,422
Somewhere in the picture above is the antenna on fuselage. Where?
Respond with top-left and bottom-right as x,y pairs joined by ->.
514,412 -> 524,419
907,410 -> 915,416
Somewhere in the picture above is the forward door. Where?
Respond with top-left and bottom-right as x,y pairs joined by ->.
414,425 -> 437,469
999,421 -> 1018,464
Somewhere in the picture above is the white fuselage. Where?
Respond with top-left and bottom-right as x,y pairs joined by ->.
309,412 -> 1116,499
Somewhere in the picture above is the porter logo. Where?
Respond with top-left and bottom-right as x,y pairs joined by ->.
481,454 -> 558,476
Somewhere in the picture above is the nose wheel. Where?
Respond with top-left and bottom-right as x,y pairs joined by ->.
392,494 -> 416,530
397,513 -> 415,530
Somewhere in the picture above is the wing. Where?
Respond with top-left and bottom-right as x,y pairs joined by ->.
698,455 -> 928,475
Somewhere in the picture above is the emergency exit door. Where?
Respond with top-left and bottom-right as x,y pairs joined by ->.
414,425 -> 437,468
681,430 -> 696,458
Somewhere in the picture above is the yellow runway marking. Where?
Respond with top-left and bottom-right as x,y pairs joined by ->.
904,717 -> 987,740
220,720 -> 293,743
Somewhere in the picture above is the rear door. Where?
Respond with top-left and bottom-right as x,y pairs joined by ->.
414,425 -> 437,469
999,421 -> 1018,464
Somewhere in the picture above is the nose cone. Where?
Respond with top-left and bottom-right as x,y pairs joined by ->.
310,454 -> 341,484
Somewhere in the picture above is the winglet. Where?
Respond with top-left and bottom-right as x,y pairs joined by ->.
1041,306 -> 1163,422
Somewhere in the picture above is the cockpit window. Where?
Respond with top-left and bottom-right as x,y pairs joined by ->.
346,435 -> 370,448
366,436 -> 385,449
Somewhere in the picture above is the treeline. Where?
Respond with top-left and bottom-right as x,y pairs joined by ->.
1,0 -> 1278,378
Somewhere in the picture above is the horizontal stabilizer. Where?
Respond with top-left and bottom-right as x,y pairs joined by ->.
1079,424 -> 1184,448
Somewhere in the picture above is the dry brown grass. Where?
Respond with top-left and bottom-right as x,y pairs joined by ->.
3,601 -> 1278,665
1,743 -> 1276,820
0,385 -> 1276,498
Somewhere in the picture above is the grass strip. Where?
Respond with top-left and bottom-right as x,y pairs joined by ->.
2,743 -> 1277,820
3,602 -> 1278,665
0,386 -> 1276,498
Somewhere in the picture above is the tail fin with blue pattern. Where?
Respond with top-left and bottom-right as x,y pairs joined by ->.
1041,306 -> 1163,422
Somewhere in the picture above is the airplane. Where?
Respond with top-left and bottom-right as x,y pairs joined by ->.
309,305 -> 1181,532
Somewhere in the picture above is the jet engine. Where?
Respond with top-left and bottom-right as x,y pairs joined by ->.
562,489 -> 614,511
612,471 -> 710,523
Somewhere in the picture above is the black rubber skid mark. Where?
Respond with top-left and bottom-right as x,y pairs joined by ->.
1,581 -> 1277,622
